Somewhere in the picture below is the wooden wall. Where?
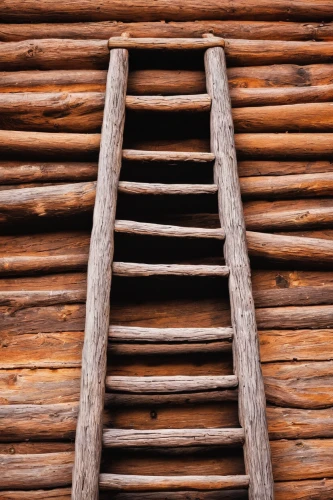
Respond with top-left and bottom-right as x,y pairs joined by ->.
0,3 -> 333,498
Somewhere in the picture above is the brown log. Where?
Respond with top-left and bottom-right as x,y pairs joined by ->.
234,102 -> 333,132
105,391 -> 238,406
263,360 -> 333,408
256,305 -> 333,330
102,493 -> 246,500
0,452 -> 74,489
109,342 -> 232,356
274,479 -> 333,499
2,21 -> 333,42
105,375 -> 238,393
108,37 -> 225,50
0,368 -> 81,405
0,289 -> 85,308
254,286 -> 333,308
0,255 -> 87,275
205,45 -> 273,499
1,39 -> 333,72
0,161 -> 98,184
247,231 -> 333,265
1,1 -> 332,22
102,428 -> 244,448
240,173 -> 333,199
72,48 -> 128,500
271,438 -> 333,481
0,490 -> 72,499
267,407 -> 333,440
238,160 -> 333,177
260,329 -> 333,363
99,474 -> 249,492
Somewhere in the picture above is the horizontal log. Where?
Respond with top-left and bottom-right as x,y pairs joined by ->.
1,1 -> 332,22
1,39 -> 333,72
238,160 -> 333,177
254,286 -> 333,308
122,150 -> 214,162
259,329 -> 333,362
0,289 -> 85,307
112,263 -> 229,277
126,94 -> 211,112
0,452 -> 74,489
102,428 -> 244,448
247,231 -> 333,265
109,326 -> 233,343
108,37 -> 224,50
0,255 -> 87,275
115,220 -> 224,239
0,490 -> 72,499
271,438 -> 333,481
99,474 -> 249,492
2,21 -> 333,42
241,173 -> 333,199
105,390 -> 238,406
118,182 -> 218,195
234,102 -> 333,132
109,342 -> 232,356
263,360 -> 333,408
232,84 -> 333,107
0,161 -> 97,184
106,376 -> 238,393
267,407 -> 333,440
0,403 -> 78,441
256,305 -> 333,329
274,479 -> 333,499
2,131 -> 333,161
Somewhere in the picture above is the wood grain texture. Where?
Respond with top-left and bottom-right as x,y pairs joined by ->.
238,160 -> 333,177
102,428 -> 244,448
256,305 -> 333,330
109,326 -> 233,342
108,37 -> 225,50
0,490 -> 72,499
0,452 -> 74,489
105,375 -> 238,393
115,220 -> 225,239
112,263 -> 229,277
3,21 -> 333,42
118,182 -> 218,195
267,407 -> 333,440
72,48 -> 128,500
99,474 -> 249,492
274,478 -> 333,499
126,94 -> 211,112
1,2 -> 332,22
205,46 -> 273,499
122,150 -> 214,162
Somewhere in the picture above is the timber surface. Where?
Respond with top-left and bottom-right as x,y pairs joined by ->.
1,7 -> 333,500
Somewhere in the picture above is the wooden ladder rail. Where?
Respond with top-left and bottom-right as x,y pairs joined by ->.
71,48 -> 129,499
205,42 -> 274,498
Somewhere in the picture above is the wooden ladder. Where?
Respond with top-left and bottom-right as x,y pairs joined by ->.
72,36 -> 274,500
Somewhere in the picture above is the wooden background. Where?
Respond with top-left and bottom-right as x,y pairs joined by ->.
0,2 -> 333,498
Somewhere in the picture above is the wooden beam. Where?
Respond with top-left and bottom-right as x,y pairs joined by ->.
274,479 -> 333,499
118,182 -> 218,195
114,220 -> 225,239
112,263 -> 229,277
2,21 -> 333,42
205,45 -> 273,499
122,150 -> 214,162
1,1 -> 332,22
108,37 -> 225,50
99,474 -> 249,492
126,94 -> 211,112
72,48 -> 128,500
0,255 -> 87,275
105,390 -> 238,406
0,490 -> 72,499
238,160 -> 333,177
267,407 -> 333,440
254,287 -> 333,308
105,375 -> 238,393
109,326 -> 233,342
102,428 -> 244,448
0,452 -> 74,489
256,305 -> 333,330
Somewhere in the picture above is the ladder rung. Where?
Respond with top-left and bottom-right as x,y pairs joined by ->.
115,220 -> 225,239
112,262 -> 229,277
126,94 -> 211,112
108,37 -> 225,51
99,473 -> 249,491
103,428 -> 245,448
105,375 -> 238,393
118,181 -> 218,195
109,326 -> 233,343
122,150 -> 215,163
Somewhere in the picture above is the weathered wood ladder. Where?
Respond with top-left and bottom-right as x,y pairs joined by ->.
72,36 -> 274,500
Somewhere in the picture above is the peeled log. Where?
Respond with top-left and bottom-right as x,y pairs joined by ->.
1,21 -> 333,42
274,479 -> 333,499
267,407 -> 333,440
1,1 -> 332,22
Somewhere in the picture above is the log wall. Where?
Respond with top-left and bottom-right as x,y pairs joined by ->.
0,5 -> 333,499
